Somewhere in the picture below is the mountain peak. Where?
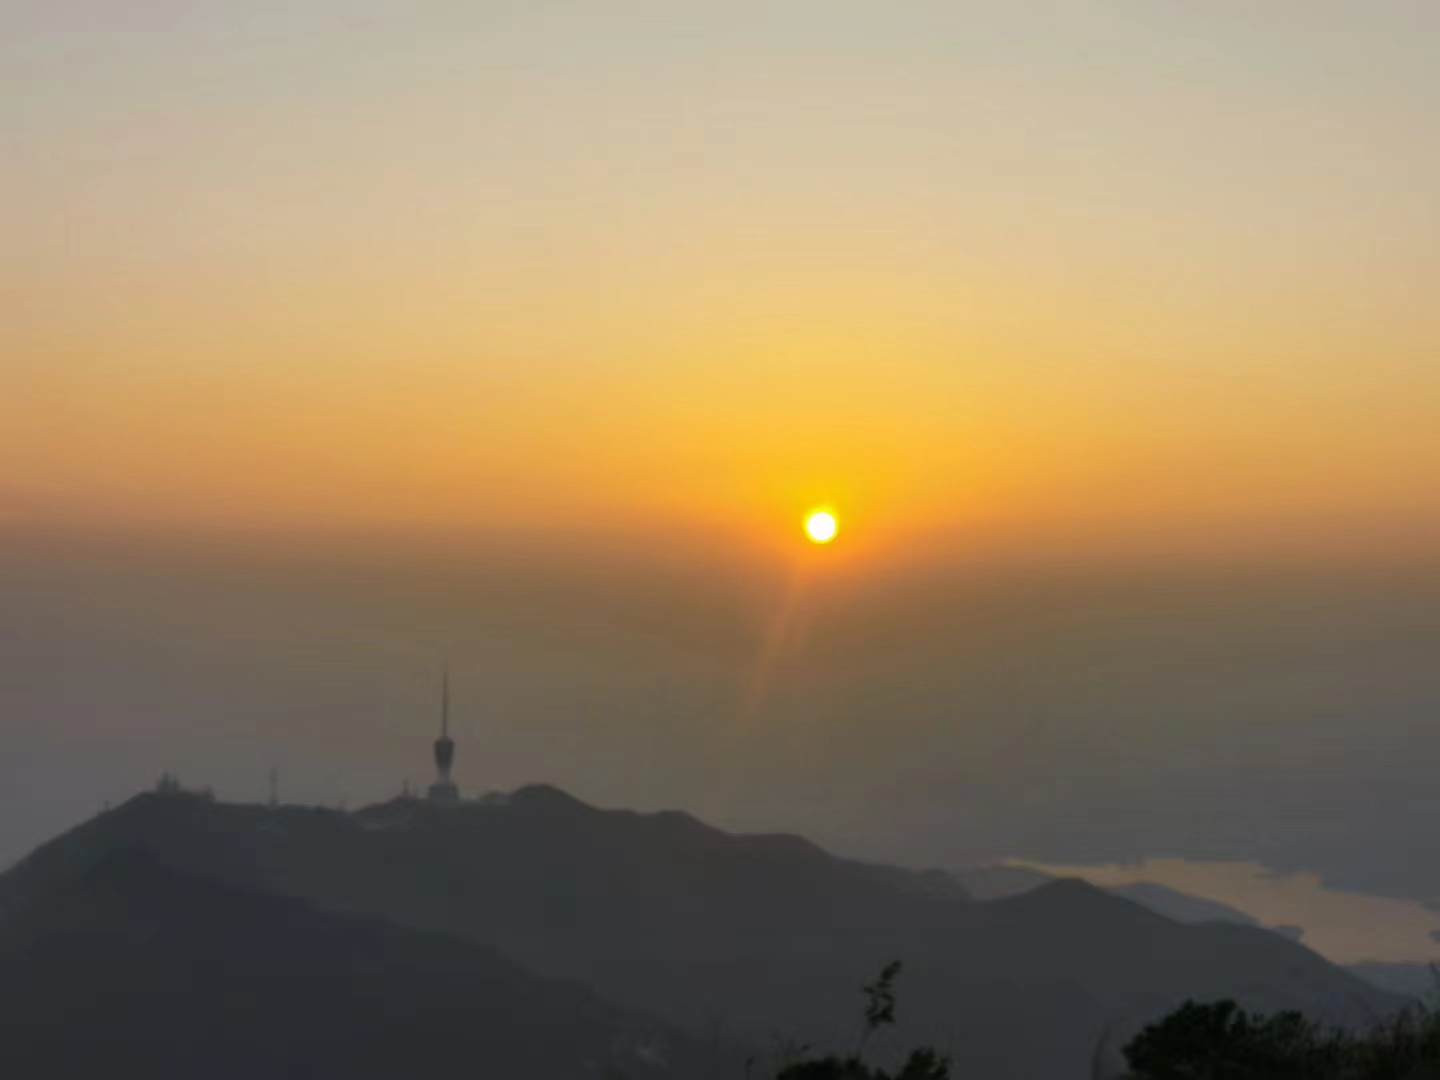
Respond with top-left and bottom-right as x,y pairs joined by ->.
507,783 -> 595,814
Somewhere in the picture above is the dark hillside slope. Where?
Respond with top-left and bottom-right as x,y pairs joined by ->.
0,788 -> 1396,1080
0,848 -> 703,1080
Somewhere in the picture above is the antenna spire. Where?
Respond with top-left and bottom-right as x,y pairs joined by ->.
441,662 -> 450,739
429,662 -> 459,806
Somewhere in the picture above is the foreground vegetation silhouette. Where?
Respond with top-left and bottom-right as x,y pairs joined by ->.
772,963 -> 950,1080
766,961 -> 956,1080
769,967 -> 1440,1080
1121,998 -> 1440,1080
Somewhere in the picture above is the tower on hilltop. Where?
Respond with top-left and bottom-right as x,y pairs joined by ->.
428,665 -> 460,806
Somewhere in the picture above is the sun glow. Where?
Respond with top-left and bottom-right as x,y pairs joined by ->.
804,510 -> 838,544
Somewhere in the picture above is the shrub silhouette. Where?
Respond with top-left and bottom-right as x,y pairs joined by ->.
738,968 -> 1440,1079
775,1047 -> 949,1080
1122,997 -> 1440,1080
773,962 -> 950,1080
1123,1000 -> 1344,1079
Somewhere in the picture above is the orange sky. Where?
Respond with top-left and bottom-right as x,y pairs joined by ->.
4,2 -> 1439,562
8,5 -> 1440,959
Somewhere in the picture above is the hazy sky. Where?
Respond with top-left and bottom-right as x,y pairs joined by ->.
4,3 -> 1440,959
6,2 -> 1439,548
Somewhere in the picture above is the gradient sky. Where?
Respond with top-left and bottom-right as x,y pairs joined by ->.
6,1 -> 1439,549
4,3 -> 1440,960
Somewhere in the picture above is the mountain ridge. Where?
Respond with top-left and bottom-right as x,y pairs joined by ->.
0,842 -> 707,1079
0,785 -> 1399,1080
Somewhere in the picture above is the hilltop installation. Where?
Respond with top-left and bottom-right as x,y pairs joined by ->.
429,667 -> 460,806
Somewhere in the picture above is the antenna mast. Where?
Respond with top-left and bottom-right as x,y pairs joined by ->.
441,662 -> 450,739
429,662 -> 459,806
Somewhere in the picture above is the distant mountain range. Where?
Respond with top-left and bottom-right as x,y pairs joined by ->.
956,866 -> 1440,994
955,865 -> 1280,931
0,786 -> 1399,1079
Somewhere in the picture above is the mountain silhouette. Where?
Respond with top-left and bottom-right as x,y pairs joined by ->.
0,843 -> 704,1080
0,787 -> 1397,1079
956,865 -> 1269,929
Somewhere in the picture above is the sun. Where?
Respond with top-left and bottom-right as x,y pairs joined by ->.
804,510 -> 838,544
